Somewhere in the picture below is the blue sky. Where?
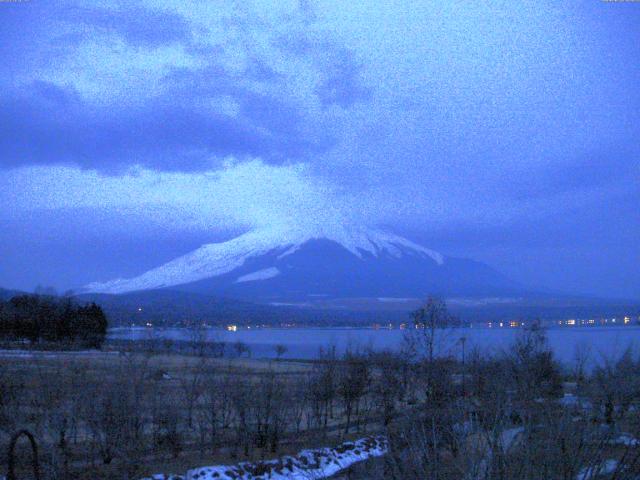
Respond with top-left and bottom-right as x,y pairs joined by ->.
0,0 -> 638,298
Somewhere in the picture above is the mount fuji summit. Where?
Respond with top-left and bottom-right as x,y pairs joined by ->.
85,224 -> 522,303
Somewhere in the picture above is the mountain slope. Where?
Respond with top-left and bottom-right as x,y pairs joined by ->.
175,238 -> 520,301
85,225 -> 443,292
84,224 -> 522,302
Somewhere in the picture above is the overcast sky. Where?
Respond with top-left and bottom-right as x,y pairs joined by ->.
0,0 -> 638,298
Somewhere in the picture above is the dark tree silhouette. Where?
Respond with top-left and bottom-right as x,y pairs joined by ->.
0,295 -> 109,348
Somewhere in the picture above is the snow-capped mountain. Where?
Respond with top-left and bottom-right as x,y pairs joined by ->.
85,224 -> 521,302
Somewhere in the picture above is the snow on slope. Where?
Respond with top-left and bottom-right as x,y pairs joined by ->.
139,436 -> 388,480
85,224 -> 444,294
235,267 -> 281,283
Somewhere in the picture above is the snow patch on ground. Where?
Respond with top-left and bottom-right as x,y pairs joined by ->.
499,427 -> 524,453
576,459 -> 618,480
140,436 -> 388,480
235,267 -> 280,283
559,393 -> 593,411
609,434 -> 639,447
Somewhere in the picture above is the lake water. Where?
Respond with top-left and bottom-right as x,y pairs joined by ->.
109,326 -> 640,367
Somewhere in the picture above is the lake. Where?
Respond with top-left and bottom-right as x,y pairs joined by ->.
109,326 -> 640,367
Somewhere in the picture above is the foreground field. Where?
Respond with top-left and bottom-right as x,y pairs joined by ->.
1,347 -> 389,479
2,326 -> 640,480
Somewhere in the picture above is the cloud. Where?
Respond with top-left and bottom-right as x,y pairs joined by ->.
4,151 -> 633,241
277,34 -> 371,108
63,5 -> 193,48
0,80 -> 325,171
1,0 -> 639,297
0,160 -> 350,234
507,153 -> 639,201
0,1 -> 370,172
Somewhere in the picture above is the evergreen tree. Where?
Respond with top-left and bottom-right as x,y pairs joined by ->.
0,295 -> 109,348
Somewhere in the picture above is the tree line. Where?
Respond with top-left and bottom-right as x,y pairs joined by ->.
0,294 -> 108,348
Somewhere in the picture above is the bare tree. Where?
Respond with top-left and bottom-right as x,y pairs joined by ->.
405,296 -> 457,363
370,351 -> 405,426
274,344 -> 288,360
179,356 -> 208,430
233,341 -> 251,358
308,346 -> 338,435
572,341 -> 592,385
338,350 -> 371,434
507,324 -> 562,406
591,347 -> 640,425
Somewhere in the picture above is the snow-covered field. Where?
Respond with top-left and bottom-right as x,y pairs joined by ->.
140,436 -> 388,480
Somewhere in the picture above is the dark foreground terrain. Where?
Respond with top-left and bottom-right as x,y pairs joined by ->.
2,324 -> 640,480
